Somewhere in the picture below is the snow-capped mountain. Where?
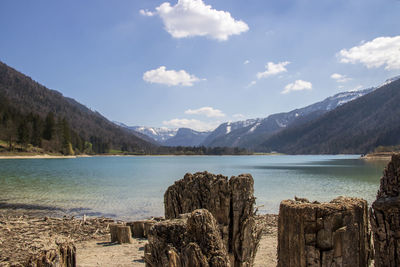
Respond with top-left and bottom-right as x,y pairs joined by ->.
130,126 -> 178,143
162,128 -> 211,146
113,122 -> 211,146
259,75 -> 400,154
202,83 -> 380,148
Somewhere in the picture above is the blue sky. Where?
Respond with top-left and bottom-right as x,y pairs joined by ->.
1,0 -> 400,131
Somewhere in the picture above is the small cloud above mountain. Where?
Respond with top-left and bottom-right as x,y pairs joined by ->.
331,73 -> 351,83
143,66 -> 202,86
282,80 -> 312,94
162,118 -> 219,131
185,106 -> 225,118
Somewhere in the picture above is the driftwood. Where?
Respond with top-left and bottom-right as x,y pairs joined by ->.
164,171 -> 262,267
0,215 -> 112,266
27,237 -> 76,267
144,209 -> 230,267
371,153 -> 400,267
278,196 -> 371,267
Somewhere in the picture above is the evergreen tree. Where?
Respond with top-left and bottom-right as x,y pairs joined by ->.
43,112 -> 55,140
17,120 -> 29,146
61,118 -> 74,155
30,115 -> 42,147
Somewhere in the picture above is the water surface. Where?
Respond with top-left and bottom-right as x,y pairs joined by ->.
0,155 -> 386,220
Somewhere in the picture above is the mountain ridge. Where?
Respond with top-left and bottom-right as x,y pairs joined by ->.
259,77 -> 400,154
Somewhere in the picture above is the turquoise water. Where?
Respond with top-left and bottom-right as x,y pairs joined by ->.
0,155 -> 386,220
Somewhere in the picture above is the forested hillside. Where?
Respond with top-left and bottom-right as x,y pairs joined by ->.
260,78 -> 400,154
0,61 -> 155,154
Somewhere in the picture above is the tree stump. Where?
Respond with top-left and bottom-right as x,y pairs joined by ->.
143,221 -> 157,238
144,209 -> 230,267
371,153 -> 400,267
127,221 -> 145,238
164,171 -> 262,267
278,196 -> 371,267
110,224 -> 133,244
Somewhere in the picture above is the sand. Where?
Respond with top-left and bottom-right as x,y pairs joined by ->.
76,239 -> 147,267
76,230 -> 277,267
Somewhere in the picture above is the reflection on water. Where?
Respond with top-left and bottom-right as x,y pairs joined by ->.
0,155 -> 386,220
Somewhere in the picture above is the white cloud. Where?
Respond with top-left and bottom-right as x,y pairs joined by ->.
338,36 -> 400,70
143,66 -> 201,86
139,9 -> 155,16
185,106 -> 225,117
233,113 -> 245,120
282,80 -> 312,94
244,60 -> 250,65
246,80 -> 257,88
331,73 -> 351,83
257,61 -> 290,79
162,118 -> 218,131
141,0 -> 249,41
349,85 -> 363,92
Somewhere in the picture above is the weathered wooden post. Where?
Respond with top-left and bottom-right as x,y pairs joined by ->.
371,154 -> 400,267
278,196 -> 371,267
110,224 -> 133,244
164,171 -> 262,267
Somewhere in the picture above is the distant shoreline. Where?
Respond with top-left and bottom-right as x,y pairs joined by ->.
0,154 -> 91,159
361,152 -> 395,161
0,153 -> 285,159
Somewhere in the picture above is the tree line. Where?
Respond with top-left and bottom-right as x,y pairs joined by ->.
0,94 -> 109,154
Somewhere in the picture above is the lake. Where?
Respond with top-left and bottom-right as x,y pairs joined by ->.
0,155 -> 386,220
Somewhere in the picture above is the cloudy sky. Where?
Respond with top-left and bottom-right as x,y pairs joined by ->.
1,0 -> 400,131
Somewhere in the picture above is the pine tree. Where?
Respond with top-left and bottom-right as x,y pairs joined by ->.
43,112 -> 55,140
17,120 -> 29,147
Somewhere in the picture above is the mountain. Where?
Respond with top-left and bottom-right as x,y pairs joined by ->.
112,122 -> 160,145
115,124 -> 211,147
202,87 -> 376,149
0,61 -> 155,154
162,128 -> 210,146
128,126 -> 178,143
259,77 -> 400,154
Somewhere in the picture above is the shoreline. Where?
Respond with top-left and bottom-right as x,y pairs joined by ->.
0,152 -> 365,159
361,152 -> 394,161
0,154 -> 92,159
